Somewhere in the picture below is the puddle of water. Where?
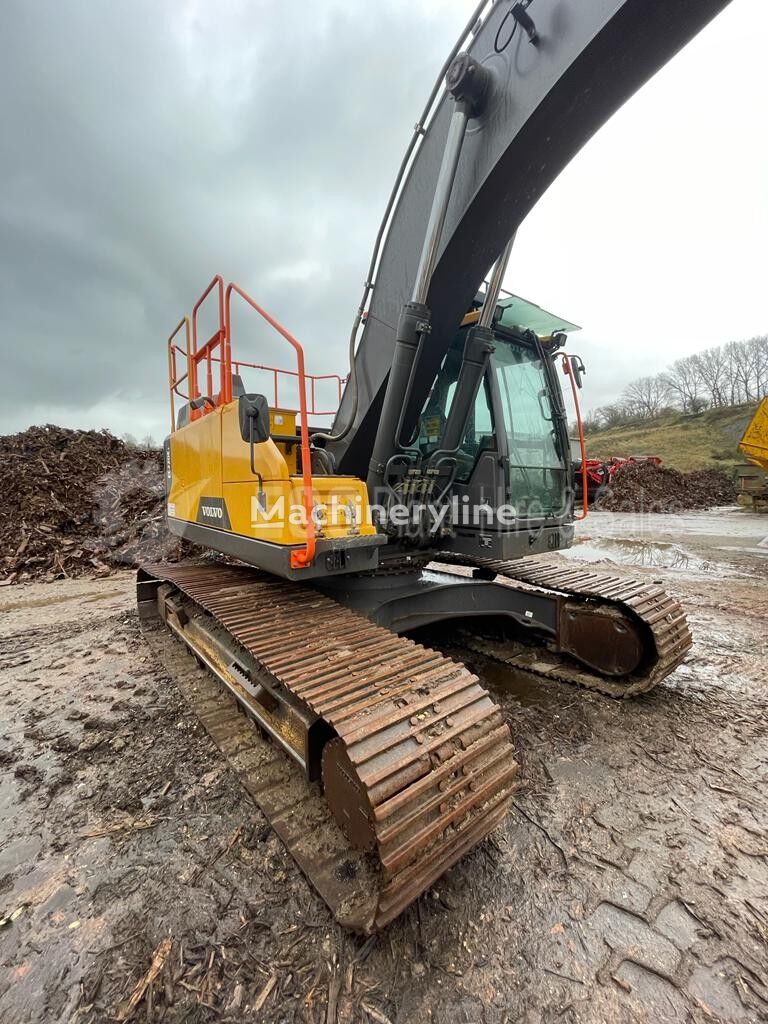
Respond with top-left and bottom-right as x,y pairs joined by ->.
565,536 -> 714,572
580,508 -> 767,547
478,662 -> 558,708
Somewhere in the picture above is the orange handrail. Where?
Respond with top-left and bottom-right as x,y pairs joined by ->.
191,274 -> 230,406
225,283 -> 316,570
562,354 -> 588,521
308,372 -> 344,416
167,316 -> 192,434
217,356 -> 343,415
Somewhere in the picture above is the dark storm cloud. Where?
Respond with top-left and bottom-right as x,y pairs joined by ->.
0,0 -> 464,435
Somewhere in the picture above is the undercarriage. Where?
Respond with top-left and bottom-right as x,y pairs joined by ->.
138,556 -> 690,931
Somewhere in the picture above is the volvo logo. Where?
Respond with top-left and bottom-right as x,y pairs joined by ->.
196,497 -> 232,530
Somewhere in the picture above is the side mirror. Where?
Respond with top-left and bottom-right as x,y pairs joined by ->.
569,355 -> 586,390
238,394 -> 270,444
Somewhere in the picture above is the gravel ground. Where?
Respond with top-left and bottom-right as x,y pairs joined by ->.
0,508 -> 766,1024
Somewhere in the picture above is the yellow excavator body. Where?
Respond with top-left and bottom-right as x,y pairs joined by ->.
167,399 -> 377,553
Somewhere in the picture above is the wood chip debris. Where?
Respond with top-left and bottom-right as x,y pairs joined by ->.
253,971 -> 278,1012
362,1003 -> 394,1024
80,814 -> 162,839
0,906 -> 25,929
117,936 -> 172,1021
1,424 -> 190,584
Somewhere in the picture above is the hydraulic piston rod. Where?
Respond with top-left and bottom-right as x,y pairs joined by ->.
367,53 -> 491,493
411,104 -> 470,307
431,238 -> 516,461
479,235 -> 516,329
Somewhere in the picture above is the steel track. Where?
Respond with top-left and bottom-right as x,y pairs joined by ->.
138,562 -> 518,933
433,556 -> 692,697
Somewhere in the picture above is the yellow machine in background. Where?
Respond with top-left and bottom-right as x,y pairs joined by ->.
740,397 -> 768,470
738,398 -> 768,512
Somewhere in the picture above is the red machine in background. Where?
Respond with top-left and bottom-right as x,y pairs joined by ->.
573,453 -> 663,503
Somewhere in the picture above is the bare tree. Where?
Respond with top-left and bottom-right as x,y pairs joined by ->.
662,356 -> 702,413
753,335 -> 768,397
597,402 -> 630,428
582,409 -> 603,432
586,333 -> 767,432
695,347 -> 729,407
622,375 -> 669,418
725,340 -> 758,403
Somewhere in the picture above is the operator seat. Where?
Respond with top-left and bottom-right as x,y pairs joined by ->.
176,374 -> 246,428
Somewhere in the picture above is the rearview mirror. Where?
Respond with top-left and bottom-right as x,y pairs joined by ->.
569,355 -> 586,389
238,393 -> 270,444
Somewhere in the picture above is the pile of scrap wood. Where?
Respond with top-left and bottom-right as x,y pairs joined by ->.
1,424 -> 190,584
596,461 -> 736,513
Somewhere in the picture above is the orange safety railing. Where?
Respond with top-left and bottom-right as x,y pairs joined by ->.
167,316 -> 192,434
562,354 -> 588,521
208,354 -> 343,416
229,359 -> 343,416
224,282 -> 316,569
191,274 -> 231,407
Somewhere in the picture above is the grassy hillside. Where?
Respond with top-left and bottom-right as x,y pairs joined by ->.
584,403 -> 757,473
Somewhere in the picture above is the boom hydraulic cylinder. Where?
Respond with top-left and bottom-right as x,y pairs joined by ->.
367,54 -> 491,495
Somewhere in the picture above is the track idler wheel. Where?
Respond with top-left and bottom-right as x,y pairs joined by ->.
560,600 -> 646,677
322,738 -> 377,852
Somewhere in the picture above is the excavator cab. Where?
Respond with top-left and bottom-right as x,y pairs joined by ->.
418,295 -> 581,517
369,293 -> 583,562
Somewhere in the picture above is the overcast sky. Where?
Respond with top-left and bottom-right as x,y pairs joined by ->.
1,0 -> 765,442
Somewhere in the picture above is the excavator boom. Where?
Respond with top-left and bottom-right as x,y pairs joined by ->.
327,0 -> 731,478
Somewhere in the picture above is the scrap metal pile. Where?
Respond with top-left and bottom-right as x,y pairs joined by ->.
0,425 -> 188,584
596,461 -> 737,513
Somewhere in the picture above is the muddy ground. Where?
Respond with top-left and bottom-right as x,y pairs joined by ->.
0,508 -> 766,1023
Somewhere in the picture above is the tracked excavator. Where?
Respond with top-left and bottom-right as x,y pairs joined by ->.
138,0 -> 730,932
